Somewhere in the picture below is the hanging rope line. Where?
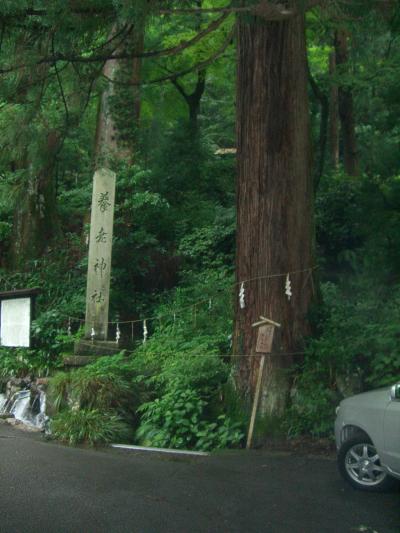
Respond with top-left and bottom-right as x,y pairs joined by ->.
67,338 -> 306,358
232,266 -> 318,287
60,266 -> 317,331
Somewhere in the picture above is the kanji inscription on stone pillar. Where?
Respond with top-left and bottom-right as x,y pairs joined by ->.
85,168 -> 116,340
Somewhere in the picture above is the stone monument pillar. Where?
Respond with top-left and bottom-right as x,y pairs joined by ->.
84,168 -> 116,340
69,168 -> 119,365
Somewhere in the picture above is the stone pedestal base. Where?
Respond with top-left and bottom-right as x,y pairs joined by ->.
63,355 -> 102,367
64,339 -> 122,367
74,340 -> 121,356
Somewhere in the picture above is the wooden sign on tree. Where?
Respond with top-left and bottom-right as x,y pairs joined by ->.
246,316 -> 281,449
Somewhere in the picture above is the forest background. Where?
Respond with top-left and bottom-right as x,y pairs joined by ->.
0,0 -> 399,449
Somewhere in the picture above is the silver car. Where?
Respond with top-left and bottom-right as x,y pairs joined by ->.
335,382 -> 400,491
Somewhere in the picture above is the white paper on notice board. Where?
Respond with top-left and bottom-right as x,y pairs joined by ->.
0,298 -> 31,347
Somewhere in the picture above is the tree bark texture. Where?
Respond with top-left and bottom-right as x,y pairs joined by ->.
234,9 -> 315,419
94,25 -> 144,168
130,31 -> 144,133
94,51 -> 120,168
9,41 -> 61,270
10,131 -> 61,270
328,51 -> 339,170
308,65 -> 328,191
334,29 -> 359,177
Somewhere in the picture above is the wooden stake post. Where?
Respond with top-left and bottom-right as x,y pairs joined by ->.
246,316 -> 281,449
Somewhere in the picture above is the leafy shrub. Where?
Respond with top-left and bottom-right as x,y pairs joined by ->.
157,353 -> 230,392
286,278 -> 400,437
286,382 -> 339,438
133,266 -> 234,366
124,269 -> 243,451
178,206 -> 235,269
50,409 -> 131,446
196,415 -> 244,451
136,387 -> 243,451
0,346 -> 60,378
316,172 -> 364,268
134,342 -> 244,451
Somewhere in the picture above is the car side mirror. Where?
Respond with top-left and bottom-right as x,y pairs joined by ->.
390,383 -> 400,401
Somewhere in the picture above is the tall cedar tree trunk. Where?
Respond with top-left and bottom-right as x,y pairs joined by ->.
234,10 -> 315,419
335,29 -> 359,176
329,51 -> 339,169
10,135 -> 61,270
94,53 -> 120,168
308,65 -> 328,191
89,26 -> 144,243
95,26 -> 144,168
10,40 -> 61,270
130,31 -> 144,140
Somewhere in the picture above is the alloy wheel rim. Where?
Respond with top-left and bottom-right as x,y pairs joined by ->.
345,443 -> 387,486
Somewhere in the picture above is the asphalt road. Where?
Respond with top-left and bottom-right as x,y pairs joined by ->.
0,423 -> 398,533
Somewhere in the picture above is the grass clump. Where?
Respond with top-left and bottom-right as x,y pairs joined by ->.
48,354 -> 141,416
50,409 -> 131,447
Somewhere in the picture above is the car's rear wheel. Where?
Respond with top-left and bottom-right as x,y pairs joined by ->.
338,435 -> 396,492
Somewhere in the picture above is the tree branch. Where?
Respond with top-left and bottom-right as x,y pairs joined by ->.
171,69 -> 206,104
171,78 -> 189,102
160,1 -> 295,20
0,12 -> 230,76
102,27 -> 235,87
0,7 -> 113,20
191,69 -> 206,101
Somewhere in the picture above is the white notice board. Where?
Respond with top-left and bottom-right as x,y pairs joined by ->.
0,298 -> 31,347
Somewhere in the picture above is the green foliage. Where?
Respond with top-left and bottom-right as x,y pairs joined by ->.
178,205 -> 235,269
286,278 -> 400,437
316,172 -> 364,269
47,371 -> 72,413
0,347 -> 48,378
35,242 -> 240,451
136,387 -> 243,451
286,381 -> 339,439
132,309 -> 244,451
317,171 -> 400,281
131,265 -> 234,365
50,409 -> 131,447
47,335 -> 245,451
48,354 -> 143,446
48,353 -> 141,416
130,278 -> 243,451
